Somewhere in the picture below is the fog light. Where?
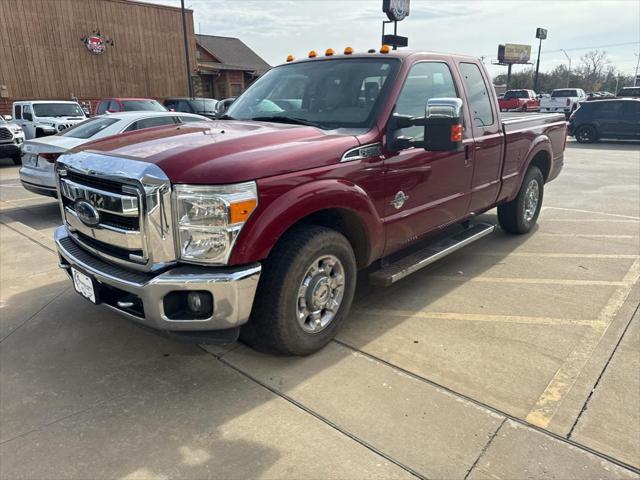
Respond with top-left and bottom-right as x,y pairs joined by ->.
187,291 -> 204,313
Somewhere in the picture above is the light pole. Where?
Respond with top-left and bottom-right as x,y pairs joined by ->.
180,0 -> 194,98
560,49 -> 571,87
634,53 -> 639,86
533,28 -> 547,92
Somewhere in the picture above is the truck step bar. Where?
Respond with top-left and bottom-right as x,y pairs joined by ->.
369,223 -> 497,286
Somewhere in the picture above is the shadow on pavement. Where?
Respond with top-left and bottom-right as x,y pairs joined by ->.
567,140 -> 640,151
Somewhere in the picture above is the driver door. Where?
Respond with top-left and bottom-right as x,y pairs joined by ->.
383,61 -> 474,255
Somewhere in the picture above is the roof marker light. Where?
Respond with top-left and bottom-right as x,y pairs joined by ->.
325,48 -> 335,56
344,46 -> 354,55
367,48 -> 376,54
308,50 -> 317,58
286,54 -> 294,62
380,45 -> 391,54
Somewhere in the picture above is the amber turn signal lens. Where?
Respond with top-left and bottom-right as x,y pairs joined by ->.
344,46 -> 354,55
230,199 -> 258,224
450,124 -> 463,142
286,54 -> 294,62
325,48 -> 335,56
308,50 -> 317,58
380,45 -> 391,54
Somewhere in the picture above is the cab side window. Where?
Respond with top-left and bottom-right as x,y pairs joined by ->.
395,62 -> 458,139
459,63 -> 494,127
14,105 -> 22,120
124,116 -> 176,132
22,105 -> 33,121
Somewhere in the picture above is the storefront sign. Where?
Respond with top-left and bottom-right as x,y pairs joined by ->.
81,30 -> 113,55
383,0 -> 410,22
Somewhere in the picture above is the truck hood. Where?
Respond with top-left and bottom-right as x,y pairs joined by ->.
76,120 -> 360,184
36,116 -> 86,126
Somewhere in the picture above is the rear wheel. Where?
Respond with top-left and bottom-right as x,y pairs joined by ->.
242,225 -> 357,355
575,125 -> 598,143
498,166 -> 544,234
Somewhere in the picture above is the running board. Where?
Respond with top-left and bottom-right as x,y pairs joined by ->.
369,223 -> 497,286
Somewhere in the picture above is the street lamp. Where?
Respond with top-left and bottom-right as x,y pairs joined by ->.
560,49 -> 571,87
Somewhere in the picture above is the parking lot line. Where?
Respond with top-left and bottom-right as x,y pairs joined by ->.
525,258 -> 640,429
542,207 -> 640,221
353,309 -> 604,328
427,276 -> 627,287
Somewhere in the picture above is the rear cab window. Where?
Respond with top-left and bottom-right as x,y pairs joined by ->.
459,62 -> 494,127
552,89 -> 578,97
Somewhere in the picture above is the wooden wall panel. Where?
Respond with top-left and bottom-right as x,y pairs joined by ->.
0,0 -> 197,101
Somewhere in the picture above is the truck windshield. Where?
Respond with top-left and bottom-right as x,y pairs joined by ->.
122,100 -> 167,112
33,103 -> 85,117
227,58 -> 400,129
551,90 -> 577,97
504,91 -> 528,99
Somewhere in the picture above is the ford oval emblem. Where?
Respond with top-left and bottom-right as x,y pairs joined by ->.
74,199 -> 100,226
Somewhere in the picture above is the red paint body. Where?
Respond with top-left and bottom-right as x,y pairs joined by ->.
81,52 -> 566,268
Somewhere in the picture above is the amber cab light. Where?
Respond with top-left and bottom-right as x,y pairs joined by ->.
344,46 -> 354,55
380,45 -> 391,54
286,54 -> 294,62
39,152 -> 62,163
450,124 -> 463,142
325,48 -> 335,56
308,50 -> 317,58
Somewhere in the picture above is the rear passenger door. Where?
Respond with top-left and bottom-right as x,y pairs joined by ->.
457,62 -> 504,214
618,101 -> 640,138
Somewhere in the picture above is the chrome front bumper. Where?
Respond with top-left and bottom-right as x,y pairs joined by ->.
55,226 -> 261,334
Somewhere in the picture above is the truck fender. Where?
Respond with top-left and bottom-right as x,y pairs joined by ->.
509,135 -> 553,201
229,179 -> 384,266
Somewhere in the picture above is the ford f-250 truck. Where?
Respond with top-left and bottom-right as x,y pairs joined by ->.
53,49 -> 566,355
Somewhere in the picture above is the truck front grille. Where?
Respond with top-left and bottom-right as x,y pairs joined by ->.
56,152 -> 177,272
0,128 -> 12,140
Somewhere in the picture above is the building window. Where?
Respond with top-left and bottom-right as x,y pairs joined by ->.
230,83 -> 243,97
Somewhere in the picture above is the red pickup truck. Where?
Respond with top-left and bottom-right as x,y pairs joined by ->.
54,50 -> 566,355
498,89 -> 540,112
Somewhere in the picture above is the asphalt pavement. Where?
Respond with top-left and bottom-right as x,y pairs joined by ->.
0,140 -> 638,479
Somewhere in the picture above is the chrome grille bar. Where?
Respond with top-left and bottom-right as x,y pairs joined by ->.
59,178 -> 139,217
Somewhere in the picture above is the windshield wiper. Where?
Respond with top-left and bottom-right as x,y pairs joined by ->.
217,114 -> 235,120
251,116 -> 324,129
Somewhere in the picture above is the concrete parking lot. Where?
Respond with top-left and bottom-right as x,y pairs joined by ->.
1,140 -> 639,479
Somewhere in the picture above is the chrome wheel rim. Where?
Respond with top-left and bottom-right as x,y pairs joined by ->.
523,179 -> 540,223
578,127 -> 593,142
296,255 -> 345,334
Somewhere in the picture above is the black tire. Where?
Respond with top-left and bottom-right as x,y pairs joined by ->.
242,225 -> 357,355
11,153 -> 21,165
498,166 -> 544,234
575,125 -> 598,143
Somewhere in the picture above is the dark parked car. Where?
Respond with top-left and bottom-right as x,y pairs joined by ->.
215,97 -> 237,117
569,99 -> 640,143
163,97 -> 218,119
617,87 -> 640,98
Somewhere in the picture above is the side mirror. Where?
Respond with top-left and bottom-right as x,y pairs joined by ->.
423,98 -> 463,152
23,112 -> 33,121
388,97 -> 463,152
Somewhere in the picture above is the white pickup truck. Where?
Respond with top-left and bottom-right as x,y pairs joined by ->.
11,101 -> 87,140
539,88 -> 587,117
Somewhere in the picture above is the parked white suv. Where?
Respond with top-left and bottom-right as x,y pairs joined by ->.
540,88 -> 587,116
11,101 -> 87,140
0,115 -> 26,165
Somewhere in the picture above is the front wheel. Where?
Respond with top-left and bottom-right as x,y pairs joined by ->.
498,166 -> 544,234
575,125 -> 598,143
242,225 -> 357,355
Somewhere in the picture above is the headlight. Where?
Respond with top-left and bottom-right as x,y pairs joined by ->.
174,182 -> 258,264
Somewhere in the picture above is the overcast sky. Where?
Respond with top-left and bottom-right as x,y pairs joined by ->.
148,0 -> 639,78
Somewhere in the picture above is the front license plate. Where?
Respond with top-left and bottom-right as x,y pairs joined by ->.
71,267 -> 97,304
